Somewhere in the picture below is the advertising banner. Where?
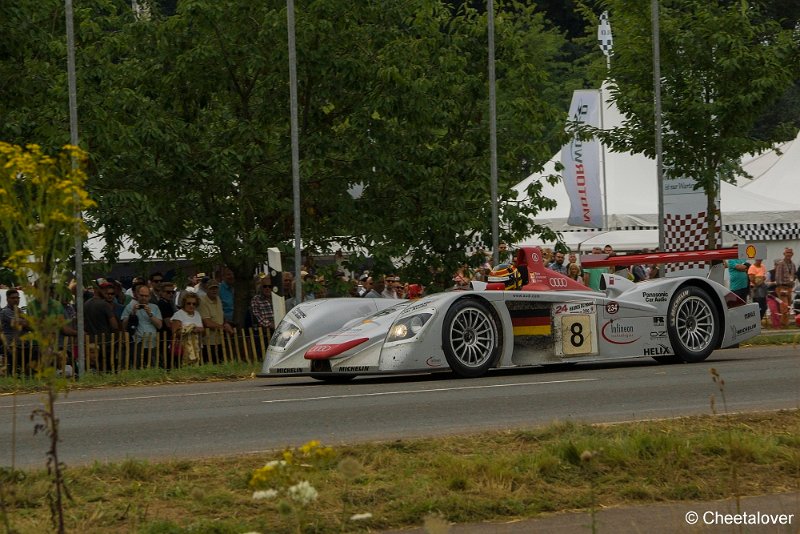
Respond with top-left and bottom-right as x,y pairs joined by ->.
561,90 -> 603,228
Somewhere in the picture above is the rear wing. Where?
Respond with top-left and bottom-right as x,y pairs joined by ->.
579,247 -> 755,286
579,248 -> 739,269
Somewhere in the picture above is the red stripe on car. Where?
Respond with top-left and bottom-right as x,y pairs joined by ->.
304,338 -> 369,360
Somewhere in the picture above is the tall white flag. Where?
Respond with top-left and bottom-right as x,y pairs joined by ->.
598,11 -> 613,57
561,90 -> 604,228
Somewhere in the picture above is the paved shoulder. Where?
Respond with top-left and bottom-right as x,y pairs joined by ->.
381,492 -> 799,533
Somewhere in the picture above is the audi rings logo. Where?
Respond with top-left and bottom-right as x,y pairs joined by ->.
307,344 -> 330,354
532,253 -> 540,263
549,278 -> 568,288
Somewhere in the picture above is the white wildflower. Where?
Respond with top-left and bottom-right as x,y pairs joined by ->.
288,480 -> 318,505
265,460 -> 287,468
350,512 -> 373,521
252,489 -> 279,500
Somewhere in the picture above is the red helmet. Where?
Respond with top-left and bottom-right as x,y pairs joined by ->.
487,263 -> 522,290
406,283 -> 422,299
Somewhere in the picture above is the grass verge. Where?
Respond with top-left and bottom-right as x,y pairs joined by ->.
2,410 -> 799,533
0,362 -> 259,394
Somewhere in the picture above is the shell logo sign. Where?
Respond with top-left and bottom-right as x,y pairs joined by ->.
738,243 -> 766,261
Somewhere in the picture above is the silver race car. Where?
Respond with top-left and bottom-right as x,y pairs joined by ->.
259,247 -> 761,381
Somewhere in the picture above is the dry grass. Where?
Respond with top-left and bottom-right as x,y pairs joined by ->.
2,410 -> 798,533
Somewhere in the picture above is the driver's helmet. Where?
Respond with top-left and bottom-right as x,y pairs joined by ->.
487,263 -> 522,290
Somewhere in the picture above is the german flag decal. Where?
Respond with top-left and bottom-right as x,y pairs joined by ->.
508,307 -> 551,336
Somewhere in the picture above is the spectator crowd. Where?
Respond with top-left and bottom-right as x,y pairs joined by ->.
3,245 -> 798,376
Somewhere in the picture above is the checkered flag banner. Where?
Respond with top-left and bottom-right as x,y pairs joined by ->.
598,11 -> 613,57
664,211 -> 722,272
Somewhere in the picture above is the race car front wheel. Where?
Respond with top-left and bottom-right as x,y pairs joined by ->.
666,286 -> 720,363
441,299 -> 500,378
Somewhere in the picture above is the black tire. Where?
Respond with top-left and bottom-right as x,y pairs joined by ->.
667,286 -> 721,363
310,374 -> 355,383
441,299 -> 500,378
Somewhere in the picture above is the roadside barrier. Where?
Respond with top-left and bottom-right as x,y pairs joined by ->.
0,326 -> 271,377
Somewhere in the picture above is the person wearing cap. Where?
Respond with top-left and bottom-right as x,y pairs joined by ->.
250,276 -> 275,330
194,273 -> 209,299
774,247 -> 796,327
175,273 -> 200,308
107,278 -> 129,319
83,282 -> 122,371
125,276 -> 146,298
356,273 -> 367,297
748,257 -> 768,322
357,273 -> 372,297
1,288 -> 32,374
198,278 -> 234,364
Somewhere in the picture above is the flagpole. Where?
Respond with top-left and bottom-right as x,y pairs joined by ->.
287,0 -> 303,302
598,11 -> 613,231
488,0 -> 499,266
652,0 -> 665,265
65,0 -> 86,377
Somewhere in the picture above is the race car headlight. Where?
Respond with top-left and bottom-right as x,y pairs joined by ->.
386,313 -> 432,343
270,321 -> 301,349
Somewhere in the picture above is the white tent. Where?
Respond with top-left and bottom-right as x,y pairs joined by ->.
733,133 -> 800,261
512,86 -> 800,260
737,137 -> 794,187
739,134 -> 799,195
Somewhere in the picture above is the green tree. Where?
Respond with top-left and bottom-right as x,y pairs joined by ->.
83,0 -> 577,307
0,0 -> 74,149
2,0 -> 579,320
592,0 -> 800,247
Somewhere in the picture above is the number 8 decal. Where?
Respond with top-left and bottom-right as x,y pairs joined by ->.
560,314 -> 593,356
570,322 -> 584,347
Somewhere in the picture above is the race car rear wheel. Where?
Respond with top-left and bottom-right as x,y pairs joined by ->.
667,286 -> 720,363
441,299 -> 500,378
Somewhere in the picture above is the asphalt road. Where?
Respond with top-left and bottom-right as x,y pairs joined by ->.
1,345 -> 798,469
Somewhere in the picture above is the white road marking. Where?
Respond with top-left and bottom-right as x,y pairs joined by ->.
0,386 -> 292,410
260,378 -> 598,404
0,378 -> 598,411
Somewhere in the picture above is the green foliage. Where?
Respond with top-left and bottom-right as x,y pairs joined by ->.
591,0 -> 800,246
0,142 -> 95,533
1,0 -> 578,312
